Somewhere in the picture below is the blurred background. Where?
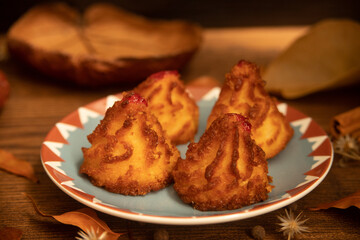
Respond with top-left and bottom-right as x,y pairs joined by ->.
1,0 -> 359,31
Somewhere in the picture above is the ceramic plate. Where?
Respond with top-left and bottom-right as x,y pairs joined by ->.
40,87 -> 333,225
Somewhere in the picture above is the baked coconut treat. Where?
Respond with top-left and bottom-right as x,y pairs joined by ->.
173,113 -> 272,211
7,3 -> 202,86
80,92 -> 180,195
134,70 -> 199,145
207,60 -> 294,159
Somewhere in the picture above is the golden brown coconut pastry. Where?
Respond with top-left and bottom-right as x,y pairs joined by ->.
134,70 -> 199,145
80,92 -> 180,195
173,113 -> 272,211
207,60 -> 294,159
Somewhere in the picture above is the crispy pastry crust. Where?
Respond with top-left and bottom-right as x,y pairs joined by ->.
80,92 -> 180,195
173,113 -> 272,211
134,71 -> 199,145
207,60 -> 294,159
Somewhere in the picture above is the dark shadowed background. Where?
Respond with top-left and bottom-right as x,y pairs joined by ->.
1,0 -> 359,31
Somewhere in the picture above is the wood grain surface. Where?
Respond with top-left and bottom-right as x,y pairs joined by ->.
0,27 -> 360,239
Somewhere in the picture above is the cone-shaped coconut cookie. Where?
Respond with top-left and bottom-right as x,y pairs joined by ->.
80,92 -> 180,195
173,113 -> 272,211
134,70 -> 199,145
207,60 -> 293,159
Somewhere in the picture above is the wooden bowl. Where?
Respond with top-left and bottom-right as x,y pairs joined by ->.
7,3 -> 202,87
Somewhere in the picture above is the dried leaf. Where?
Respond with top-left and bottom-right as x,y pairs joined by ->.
264,19 -> 360,99
53,208 -> 123,240
0,69 -> 10,107
0,227 -> 23,240
0,149 -> 38,182
310,190 -> 360,210
25,193 -> 125,240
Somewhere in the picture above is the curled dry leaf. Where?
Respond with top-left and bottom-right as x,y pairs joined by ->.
0,35 -> 9,61
0,149 -> 38,182
264,19 -> 360,99
0,69 -> 10,108
0,227 -> 23,240
310,189 -> 360,210
24,193 -> 124,240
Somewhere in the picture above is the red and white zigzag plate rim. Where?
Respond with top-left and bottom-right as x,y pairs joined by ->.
40,86 -> 333,225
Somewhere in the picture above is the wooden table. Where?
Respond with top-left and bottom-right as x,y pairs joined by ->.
0,27 -> 360,239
